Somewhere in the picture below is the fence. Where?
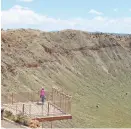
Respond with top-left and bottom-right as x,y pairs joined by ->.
2,87 -> 72,129
3,101 -> 64,118
1,91 -> 52,104
2,87 -> 72,115
52,87 -> 72,114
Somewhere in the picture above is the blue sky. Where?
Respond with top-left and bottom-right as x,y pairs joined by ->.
1,0 -> 131,33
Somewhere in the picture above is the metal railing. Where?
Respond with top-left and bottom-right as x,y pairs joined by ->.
2,91 -> 52,104
2,87 -> 72,115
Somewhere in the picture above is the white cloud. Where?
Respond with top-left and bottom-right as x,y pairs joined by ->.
114,8 -> 118,12
88,9 -> 103,15
1,5 -> 131,33
129,9 -> 131,12
1,5 -> 77,29
18,0 -> 33,2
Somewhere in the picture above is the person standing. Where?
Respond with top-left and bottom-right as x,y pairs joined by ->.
40,88 -> 45,104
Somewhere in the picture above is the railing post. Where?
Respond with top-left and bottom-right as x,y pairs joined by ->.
64,94 -> 66,113
51,121 -> 53,128
22,104 -> 25,115
62,93 -> 64,112
52,87 -> 54,103
68,96 -> 70,114
47,102 -> 49,116
29,104 -> 31,116
69,96 -> 72,114
38,91 -> 39,102
54,88 -> 55,105
16,104 -> 17,114
12,93 -> 13,104
65,95 -> 66,113
1,108 -> 4,120
28,92 -> 29,102
42,103 -> 43,116
60,92 -> 62,108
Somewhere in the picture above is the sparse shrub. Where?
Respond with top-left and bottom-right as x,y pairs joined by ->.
4,110 -> 15,120
14,113 -> 30,126
38,59 -> 43,64
4,110 -> 12,117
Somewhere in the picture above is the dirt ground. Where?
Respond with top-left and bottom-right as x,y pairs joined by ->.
1,119 -> 24,128
1,29 -> 131,127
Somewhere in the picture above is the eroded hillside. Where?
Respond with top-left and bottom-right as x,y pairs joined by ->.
1,29 -> 131,127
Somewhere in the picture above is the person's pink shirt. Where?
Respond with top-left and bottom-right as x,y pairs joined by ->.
40,89 -> 45,96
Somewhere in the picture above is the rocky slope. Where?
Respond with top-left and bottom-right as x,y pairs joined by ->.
1,29 -> 131,127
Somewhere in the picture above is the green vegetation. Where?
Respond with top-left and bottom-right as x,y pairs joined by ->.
14,113 -> 29,126
4,110 -> 30,127
4,110 -> 15,121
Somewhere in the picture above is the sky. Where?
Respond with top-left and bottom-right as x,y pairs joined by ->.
1,0 -> 131,33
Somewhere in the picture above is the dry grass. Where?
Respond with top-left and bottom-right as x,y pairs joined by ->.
1,29 -> 131,127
